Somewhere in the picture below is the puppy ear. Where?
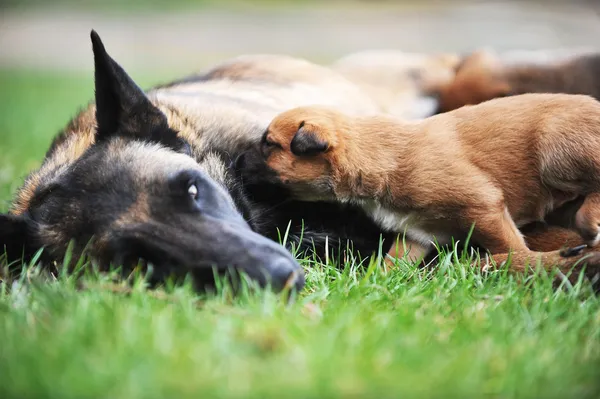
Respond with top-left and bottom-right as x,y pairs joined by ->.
290,126 -> 329,156
0,214 -> 39,265
90,30 -> 187,152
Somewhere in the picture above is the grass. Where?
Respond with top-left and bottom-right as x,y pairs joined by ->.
1,68 -> 600,398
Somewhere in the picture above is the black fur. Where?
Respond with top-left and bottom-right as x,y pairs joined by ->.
290,126 -> 329,156
0,214 -> 41,266
1,31 -> 395,293
91,30 -> 189,154
0,32 -> 305,293
232,147 -> 395,259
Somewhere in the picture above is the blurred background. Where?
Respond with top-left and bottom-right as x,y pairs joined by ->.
1,0 -> 600,74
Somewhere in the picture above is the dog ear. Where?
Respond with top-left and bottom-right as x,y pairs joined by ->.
0,214 -> 39,265
90,30 -> 187,152
290,126 -> 329,156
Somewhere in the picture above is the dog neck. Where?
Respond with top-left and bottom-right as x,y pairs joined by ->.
331,115 -> 419,203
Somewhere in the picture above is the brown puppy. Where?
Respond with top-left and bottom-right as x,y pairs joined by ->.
258,93 -> 600,267
435,49 -> 600,113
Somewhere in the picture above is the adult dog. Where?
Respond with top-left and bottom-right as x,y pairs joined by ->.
1,31 -> 598,291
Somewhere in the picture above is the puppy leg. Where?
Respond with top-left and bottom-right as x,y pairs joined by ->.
467,206 -> 530,254
484,246 -> 600,289
385,235 -> 429,270
522,223 -> 587,252
574,193 -> 600,246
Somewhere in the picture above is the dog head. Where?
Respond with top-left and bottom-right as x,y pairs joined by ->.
434,49 -> 511,113
1,31 -> 304,292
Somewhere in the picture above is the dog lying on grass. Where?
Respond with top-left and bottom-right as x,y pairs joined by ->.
239,93 -> 600,283
434,49 -> 600,113
4,30 -> 600,293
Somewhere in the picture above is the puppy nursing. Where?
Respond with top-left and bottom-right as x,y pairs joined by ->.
259,93 -> 600,262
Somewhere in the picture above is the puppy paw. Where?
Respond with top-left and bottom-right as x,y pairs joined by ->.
559,244 -> 588,257
487,248 -> 600,291
557,246 -> 600,290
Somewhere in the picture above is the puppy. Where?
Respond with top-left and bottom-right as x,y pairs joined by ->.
258,93 -> 600,264
434,49 -> 600,113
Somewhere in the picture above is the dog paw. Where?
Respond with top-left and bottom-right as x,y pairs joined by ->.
557,246 -> 600,290
559,244 -> 588,257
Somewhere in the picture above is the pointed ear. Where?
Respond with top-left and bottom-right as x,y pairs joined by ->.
90,30 -> 186,152
0,214 -> 39,265
290,125 -> 329,156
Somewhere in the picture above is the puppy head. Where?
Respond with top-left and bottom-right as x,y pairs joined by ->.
260,106 -> 346,201
434,49 -> 511,113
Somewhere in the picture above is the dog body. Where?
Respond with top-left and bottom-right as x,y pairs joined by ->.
332,50 -> 460,119
435,49 -> 600,113
256,93 -> 600,263
2,32 -> 600,290
2,33 -> 403,291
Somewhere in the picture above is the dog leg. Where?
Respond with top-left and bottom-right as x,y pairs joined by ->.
467,206 -> 530,254
522,223 -> 587,252
483,245 -> 600,289
384,235 -> 429,270
574,193 -> 600,246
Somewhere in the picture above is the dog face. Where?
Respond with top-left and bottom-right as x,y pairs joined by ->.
435,50 -> 511,113
251,107 -> 347,202
1,31 -> 304,292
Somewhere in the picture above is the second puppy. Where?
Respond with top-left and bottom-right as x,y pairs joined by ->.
257,93 -> 600,260
434,49 -> 600,113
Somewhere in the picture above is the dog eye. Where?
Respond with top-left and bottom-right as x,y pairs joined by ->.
264,138 -> 278,147
187,183 -> 198,200
263,139 -> 282,150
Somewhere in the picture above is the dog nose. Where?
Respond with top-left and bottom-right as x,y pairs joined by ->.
268,258 -> 305,292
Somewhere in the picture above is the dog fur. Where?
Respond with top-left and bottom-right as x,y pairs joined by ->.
332,50 -> 460,119
1,32 -> 397,292
243,93 -> 600,283
434,49 -> 600,113
2,31 -> 600,291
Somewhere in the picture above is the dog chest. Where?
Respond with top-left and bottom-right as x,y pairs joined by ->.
358,200 -> 450,247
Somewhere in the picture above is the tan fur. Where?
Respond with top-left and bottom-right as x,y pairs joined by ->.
11,55 -> 380,219
435,49 -> 600,113
12,105 -> 97,215
10,52 -> 600,284
262,93 -> 600,277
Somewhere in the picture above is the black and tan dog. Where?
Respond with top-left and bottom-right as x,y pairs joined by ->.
2,31 -> 600,292
434,49 -> 600,113
240,94 -> 600,282
1,31 -> 400,292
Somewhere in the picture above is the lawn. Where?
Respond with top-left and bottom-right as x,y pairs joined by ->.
0,68 -> 599,399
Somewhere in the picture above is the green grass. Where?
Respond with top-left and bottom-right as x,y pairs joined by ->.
0,69 -> 173,210
1,68 -> 600,399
